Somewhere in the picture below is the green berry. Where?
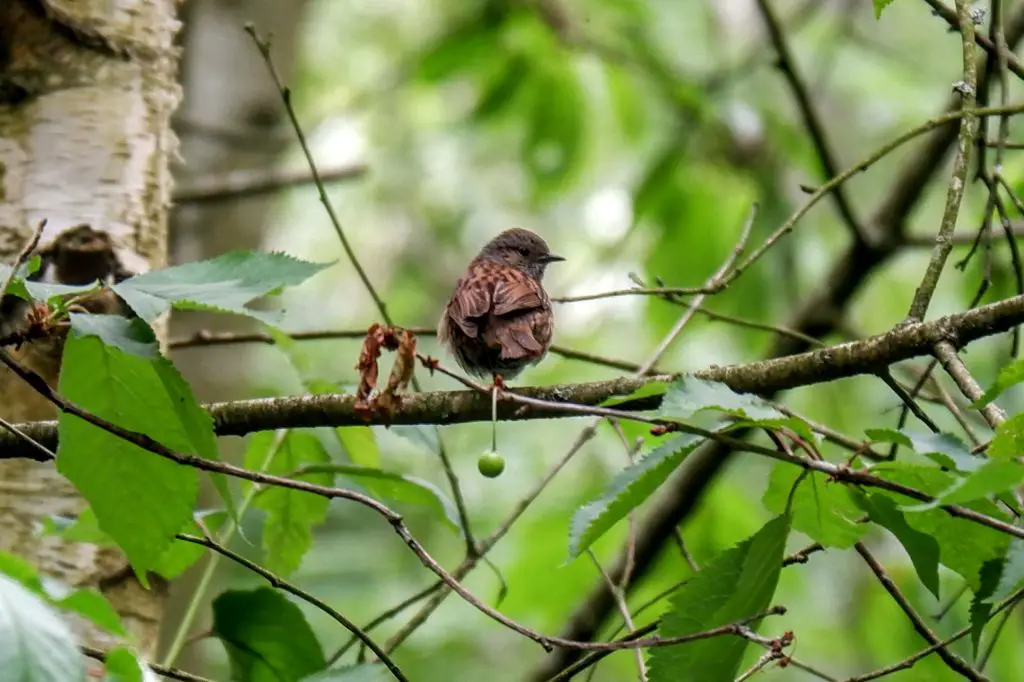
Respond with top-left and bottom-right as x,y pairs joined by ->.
477,450 -> 506,478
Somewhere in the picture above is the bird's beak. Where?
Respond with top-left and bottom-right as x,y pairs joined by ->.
538,254 -> 565,264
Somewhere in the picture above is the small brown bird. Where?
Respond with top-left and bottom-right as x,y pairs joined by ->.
438,228 -> 564,383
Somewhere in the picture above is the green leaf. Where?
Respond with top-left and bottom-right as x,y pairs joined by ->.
874,0 -> 896,19
598,380 -> 668,408
336,426 -> 381,468
212,588 -> 326,682
930,460 -> 1024,507
0,573 -> 85,682
113,250 -> 331,325
646,515 -> 791,682
309,464 -> 459,532
970,559 -> 1002,656
988,411 -> 1024,460
252,431 -> 332,577
0,262 -> 96,302
100,647 -> 145,682
0,551 -> 43,589
660,377 -> 812,438
57,334 -> 201,579
661,376 -> 783,422
991,536 -> 1024,604
973,357 -> 1024,407
67,314 -> 159,358
857,494 -> 941,599
762,465 -> 865,548
50,586 -> 126,636
569,433 -> 704,558
867,429 -> 982,472
871,465 -> 1010,589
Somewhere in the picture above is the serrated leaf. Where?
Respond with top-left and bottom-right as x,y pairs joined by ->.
857,494 -> 941,599
598,380 -> 668,408
112,250 -> 331,325
971,559 -> 1002,656
213,588 -> 325,682
661,377 -> 813,440
661,377 -> 780,421
646,515 -> 790,682
252,432 -> 331,577
867,429 -> 982,472
308,464 -> 459,532
0,573 -> 85,682
874,0 -> 896,19
871,464 -> 1010,589
57,335 -> 201,579
990,535 -> 1024,604
569,433 -> 704,557
68,314 -> 159,359
0,262 -> 96,302
762,465 -> 865,548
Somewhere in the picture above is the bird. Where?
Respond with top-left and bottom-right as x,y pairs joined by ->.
437,228 -> 564,384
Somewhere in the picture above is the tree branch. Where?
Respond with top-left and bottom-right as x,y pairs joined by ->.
6,291 -> 1024,457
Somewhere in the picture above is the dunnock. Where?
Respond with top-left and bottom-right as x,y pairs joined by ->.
438,228 -> 564,382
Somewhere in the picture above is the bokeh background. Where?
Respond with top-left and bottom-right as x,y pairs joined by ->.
163,0 -> 1024,679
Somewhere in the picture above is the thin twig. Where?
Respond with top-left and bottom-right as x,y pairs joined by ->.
934,340 -> 1007,427
0,220 -> 44,300
854,542 -> 987,681
907,0 -> 978,321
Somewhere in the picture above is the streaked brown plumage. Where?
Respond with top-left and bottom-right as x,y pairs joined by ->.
438,228 -> 564,381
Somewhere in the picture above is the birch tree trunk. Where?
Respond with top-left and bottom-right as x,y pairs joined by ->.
0,0 -> 181,667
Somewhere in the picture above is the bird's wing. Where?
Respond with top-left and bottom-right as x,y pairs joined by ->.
491,275 -> 546,317
445,268 -> 493,338
489,275 -> 549,360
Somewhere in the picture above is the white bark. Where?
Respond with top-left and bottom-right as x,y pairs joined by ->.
0,0 -> 181,664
